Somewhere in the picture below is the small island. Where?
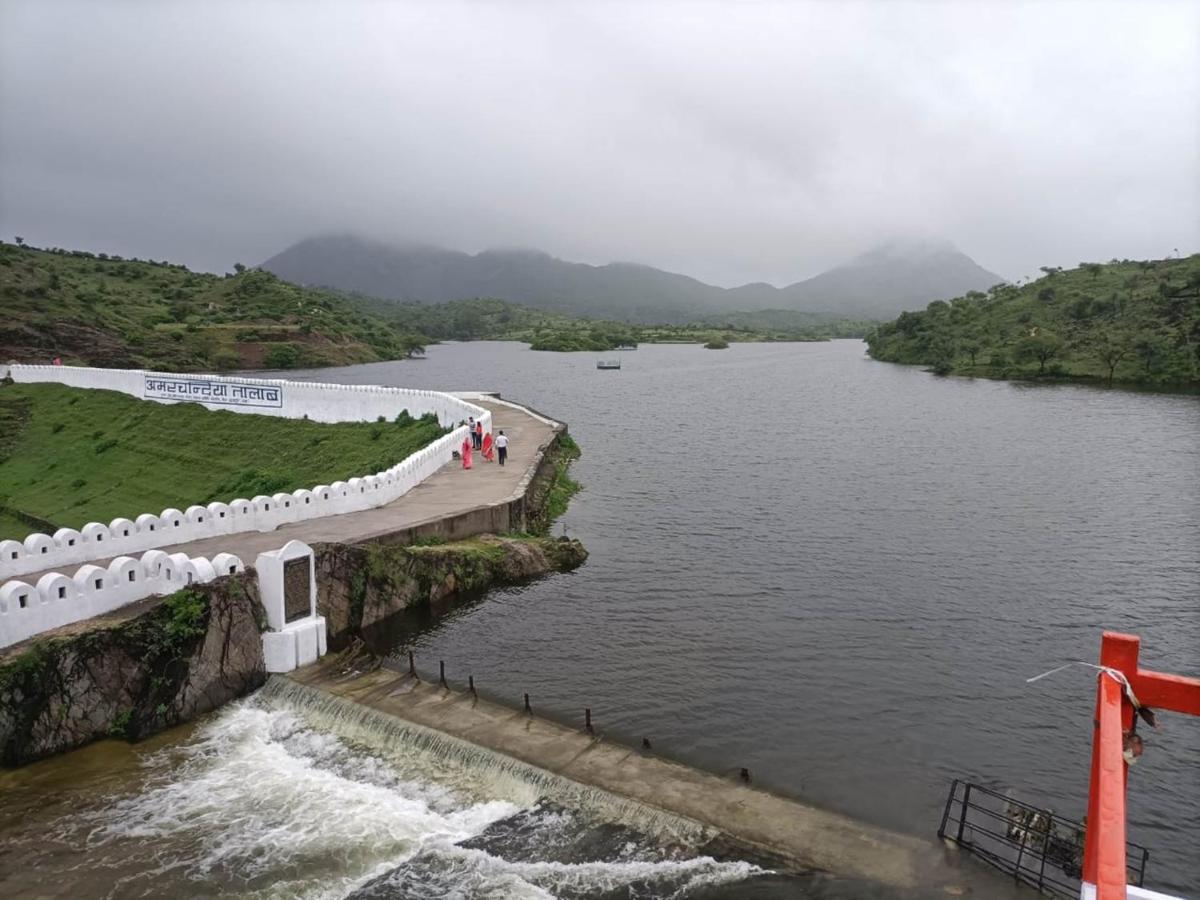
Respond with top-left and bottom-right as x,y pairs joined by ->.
704,339 -> 730,349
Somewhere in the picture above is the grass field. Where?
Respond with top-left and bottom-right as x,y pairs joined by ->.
0,383 -> 448,539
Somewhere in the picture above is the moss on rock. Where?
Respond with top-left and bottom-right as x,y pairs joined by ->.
0,577 -> 267,765
315,534 -> 588,648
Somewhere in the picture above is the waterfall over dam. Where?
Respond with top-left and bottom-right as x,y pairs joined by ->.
258,676 -> 718,849
280,657 -> 1011,898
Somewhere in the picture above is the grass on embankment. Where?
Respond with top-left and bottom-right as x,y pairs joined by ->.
0,382 -> 448,539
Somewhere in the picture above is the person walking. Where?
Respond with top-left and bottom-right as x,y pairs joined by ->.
475,418 -> 483,450
495,430 -> 509,466
461,432 -> 473,469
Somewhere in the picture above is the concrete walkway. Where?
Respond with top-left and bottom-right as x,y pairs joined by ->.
16,401 -> 556,584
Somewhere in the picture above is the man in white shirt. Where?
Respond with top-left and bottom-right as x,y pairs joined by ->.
495,430 -> 509,466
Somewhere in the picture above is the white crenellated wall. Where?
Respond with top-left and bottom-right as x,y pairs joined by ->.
7,363 -> 488,429
0,550 -> 245,649
0,365 -> 491,581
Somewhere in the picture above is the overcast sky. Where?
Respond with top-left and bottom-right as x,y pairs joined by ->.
1,0 -> 1197,286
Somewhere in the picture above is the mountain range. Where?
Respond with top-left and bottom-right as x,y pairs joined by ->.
260,235 -> 1004,322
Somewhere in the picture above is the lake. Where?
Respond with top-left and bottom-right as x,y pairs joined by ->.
1,339 -> 1195,898
304,340 -> 1199,893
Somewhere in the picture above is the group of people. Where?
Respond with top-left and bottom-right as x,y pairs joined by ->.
461,416 -> 509,470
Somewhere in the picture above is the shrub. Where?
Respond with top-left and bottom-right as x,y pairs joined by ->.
263,343 -> 300,369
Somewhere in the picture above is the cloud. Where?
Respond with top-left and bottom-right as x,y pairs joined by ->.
1,0 -> 1197,286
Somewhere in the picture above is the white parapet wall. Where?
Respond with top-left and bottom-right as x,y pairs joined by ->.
0,365 -> 491,581
5,363 -> 489,427
0,550 -> 245,649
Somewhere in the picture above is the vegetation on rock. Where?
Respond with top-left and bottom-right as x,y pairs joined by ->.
703,339 -> 730,350
0,382 -> 446,538
0,241 -> 427,371
866,255 -> 1200,389
0,578 -> 266,764
533,432 -> 582,532
314,535 -> 588,646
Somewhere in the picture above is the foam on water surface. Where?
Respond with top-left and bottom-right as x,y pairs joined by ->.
57,683 -> 765,899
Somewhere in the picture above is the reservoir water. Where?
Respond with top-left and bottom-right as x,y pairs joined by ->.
1,340 -> 1196,898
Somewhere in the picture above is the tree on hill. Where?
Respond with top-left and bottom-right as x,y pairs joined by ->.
1088,328 -> 1132,386
865,254 -> 1199,388
1016,331 -> 1062,374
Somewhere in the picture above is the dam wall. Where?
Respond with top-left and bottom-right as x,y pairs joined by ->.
0,365 -> 492,582
285,660 -> 978,893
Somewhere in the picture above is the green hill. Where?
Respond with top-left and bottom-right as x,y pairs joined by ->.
865,255 -> 1200,389
0,382 -> 446,539
0,241 -> 426,371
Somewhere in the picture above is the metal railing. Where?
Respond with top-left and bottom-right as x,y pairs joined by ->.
938,779 -> 1150,897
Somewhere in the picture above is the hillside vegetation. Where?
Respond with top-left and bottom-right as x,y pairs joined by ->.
357,296 -> 870,351
0,383 -> 446,539
866,255 -> 1200,389
0,241 -> 426,371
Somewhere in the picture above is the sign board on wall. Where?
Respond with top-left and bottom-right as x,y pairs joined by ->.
144,376 -> 283,409
283,556 -> 312,623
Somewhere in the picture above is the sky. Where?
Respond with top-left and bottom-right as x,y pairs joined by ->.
1,0 -> 1197,287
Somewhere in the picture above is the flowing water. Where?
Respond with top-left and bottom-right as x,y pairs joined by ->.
1,340 -> 1197,898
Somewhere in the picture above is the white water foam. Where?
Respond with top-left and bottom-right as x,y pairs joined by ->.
69,687 -> 763,898
356,842 -> 763,899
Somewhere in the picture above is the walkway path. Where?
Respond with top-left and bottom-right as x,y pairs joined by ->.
15,401 -> 556,584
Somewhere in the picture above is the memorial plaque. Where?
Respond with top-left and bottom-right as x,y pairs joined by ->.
283,556 -> 311,623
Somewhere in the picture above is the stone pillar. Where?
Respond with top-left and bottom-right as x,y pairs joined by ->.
256,540 -> 328,673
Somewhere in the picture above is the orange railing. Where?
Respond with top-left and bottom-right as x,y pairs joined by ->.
1081,632 -> 1200,900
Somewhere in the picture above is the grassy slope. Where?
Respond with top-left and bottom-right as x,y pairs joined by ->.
0,241 -> 426,372
0,383 -> 447,539
865,255 -> 1200,388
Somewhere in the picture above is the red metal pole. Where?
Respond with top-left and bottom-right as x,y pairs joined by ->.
1082,633 -> 1139,898
1080,631 -> 1200,899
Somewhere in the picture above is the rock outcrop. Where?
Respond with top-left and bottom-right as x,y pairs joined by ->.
0,576 -> 266,765
316,535 -> 588,647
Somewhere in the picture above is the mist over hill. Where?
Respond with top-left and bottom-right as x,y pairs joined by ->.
261,235 -> 1004,323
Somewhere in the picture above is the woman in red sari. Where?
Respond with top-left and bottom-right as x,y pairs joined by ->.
481,432 -> 494,462
461,432 -> 473,469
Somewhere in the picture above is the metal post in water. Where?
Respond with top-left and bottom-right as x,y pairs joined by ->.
957,784 -> 972,844
469,675 -> 476,696
408,651 -> 416,677
585,707 -> 594,734
1036,814 -> 1052,891
642,737 -> 652,750
439,660 -> 447,687
524,693 -> 531,713
739,767 -> 751,783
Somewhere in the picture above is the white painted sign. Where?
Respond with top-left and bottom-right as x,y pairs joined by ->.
144,375 -> 283,409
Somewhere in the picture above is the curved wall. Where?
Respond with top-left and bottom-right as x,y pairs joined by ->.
0,365 -> 490,581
